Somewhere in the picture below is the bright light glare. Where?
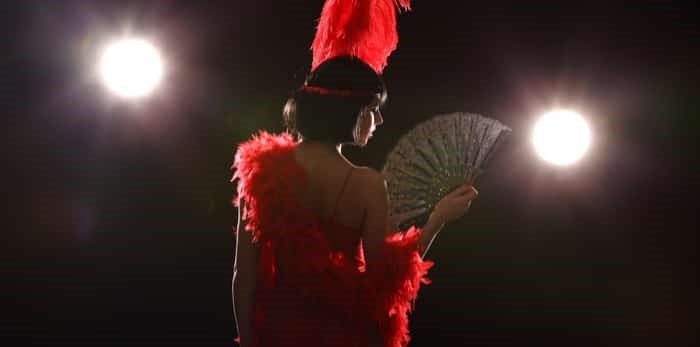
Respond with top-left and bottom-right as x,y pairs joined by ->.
532,110 -> 591,166
99,38 -> 163,98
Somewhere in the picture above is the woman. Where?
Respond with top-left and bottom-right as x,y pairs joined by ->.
231,56 -> 478,347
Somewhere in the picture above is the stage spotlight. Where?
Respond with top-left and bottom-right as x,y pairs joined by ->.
99,38 -> 163,98
532,109 -> 591,166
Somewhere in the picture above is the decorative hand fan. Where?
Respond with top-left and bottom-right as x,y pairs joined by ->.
382,112 -> 511,230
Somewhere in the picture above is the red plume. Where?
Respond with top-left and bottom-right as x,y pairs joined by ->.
311,0 -> 411,74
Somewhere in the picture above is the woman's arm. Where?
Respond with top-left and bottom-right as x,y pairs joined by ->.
418,184 -> 478,257
417,214 -> 446,258
363,173 -> 476,260
232,197 -> 259,346
360,173 -> 477,345
359,172 -> 393,346
360,172 -> 391,268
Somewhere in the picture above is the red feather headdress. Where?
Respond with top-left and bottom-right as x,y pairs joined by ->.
311,0 -> 411,74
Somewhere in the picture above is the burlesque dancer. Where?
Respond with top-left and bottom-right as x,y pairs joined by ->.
232,1 -> 478,346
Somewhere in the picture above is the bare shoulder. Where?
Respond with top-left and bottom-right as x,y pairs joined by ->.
351,167 -> 388,202
352,167 -> 391,245
352,166 -> 385,185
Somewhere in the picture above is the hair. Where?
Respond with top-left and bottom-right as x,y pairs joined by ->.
283,56 -> 387,145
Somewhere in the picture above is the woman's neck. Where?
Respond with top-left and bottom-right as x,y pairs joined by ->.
299,140 -> 342,154
297,141 -> 350,165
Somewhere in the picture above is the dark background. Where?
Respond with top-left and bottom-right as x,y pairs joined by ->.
4,1 -> 698,346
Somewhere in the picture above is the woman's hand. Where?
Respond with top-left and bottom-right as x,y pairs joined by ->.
417,184 -> 477,257
430,184 -> 479,224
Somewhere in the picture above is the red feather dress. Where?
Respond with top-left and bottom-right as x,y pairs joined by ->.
232,130 -> 433,347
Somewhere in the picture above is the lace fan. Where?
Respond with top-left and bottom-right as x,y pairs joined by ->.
382,112 -> 511,230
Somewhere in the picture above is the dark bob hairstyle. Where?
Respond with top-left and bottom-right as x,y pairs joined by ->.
283,56 -> 387,145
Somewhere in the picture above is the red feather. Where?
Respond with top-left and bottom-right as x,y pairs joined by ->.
232,131 -> 432,347
311,0 -> 411,74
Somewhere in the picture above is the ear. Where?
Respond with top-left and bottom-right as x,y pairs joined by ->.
352,111 -> 365,145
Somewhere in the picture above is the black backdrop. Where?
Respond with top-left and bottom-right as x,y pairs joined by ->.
4,1 -> 698,345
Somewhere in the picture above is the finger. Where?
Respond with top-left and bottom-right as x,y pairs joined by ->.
453,195 -> 474,206
447,186 -> 469,197
465,186 -> 478,199
464,193 -> 477,202
458,184 -> 476,194
455,189 -> 478,201
464,200 -> 472,213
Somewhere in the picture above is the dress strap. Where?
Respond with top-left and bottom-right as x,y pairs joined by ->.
329,167 -> 353,223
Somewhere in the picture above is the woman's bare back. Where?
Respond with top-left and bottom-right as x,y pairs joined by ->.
292,144 -> 372,230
